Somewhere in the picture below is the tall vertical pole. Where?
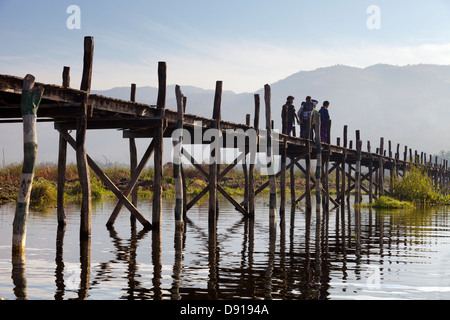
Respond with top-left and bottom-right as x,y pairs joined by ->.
174,85 -> 184,231
379,137 -> 385,197
209,81 -> 222,222
57,66 -> 70,227
314,112 -> 322,219
248,94 -> 260,218
264,84 -> 277,223
280,135 -> 287,217
129,83 -> 138,228
78,36 -> 94,239
12,75 -> 44,256
153,62 -> 166,230
305,114 -> 312,212
355,140 -> 362,205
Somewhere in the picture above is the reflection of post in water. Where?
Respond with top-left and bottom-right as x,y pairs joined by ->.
171,229 -> 184,300
354,204 -> 362,266
264,222 -> 277,300
78,237 -> 91,300
152,231 -> 162,300
11,254 -> 27,300
54,225 -> 66,300
208,220 -> 218,299
303,207 -> 312,298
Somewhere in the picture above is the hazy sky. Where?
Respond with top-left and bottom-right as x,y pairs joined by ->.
1,0 -> 450,93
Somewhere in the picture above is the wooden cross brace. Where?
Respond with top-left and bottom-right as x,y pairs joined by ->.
59,130 -> 153,230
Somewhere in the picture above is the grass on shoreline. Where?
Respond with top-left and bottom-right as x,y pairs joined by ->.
1,162 -> 449,210
0,163 -> 314,208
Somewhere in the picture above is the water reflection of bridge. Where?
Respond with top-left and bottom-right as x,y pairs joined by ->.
12,203 -> 447,300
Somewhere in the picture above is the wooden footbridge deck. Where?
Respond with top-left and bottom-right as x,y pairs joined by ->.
1,37 -> 449,244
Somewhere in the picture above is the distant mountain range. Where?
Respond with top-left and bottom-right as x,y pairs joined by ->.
2,64 -> 450,165
93,63 -> 450,157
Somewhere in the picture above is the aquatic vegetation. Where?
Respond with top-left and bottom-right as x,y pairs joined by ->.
392,164 -> 450,206
30,178 -> 57,207
368,196 -> 414,209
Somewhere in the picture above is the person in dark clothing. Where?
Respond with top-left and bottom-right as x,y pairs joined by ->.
319,101 -> 330,143
298,96 -> 318,139
281,96 -> 299,136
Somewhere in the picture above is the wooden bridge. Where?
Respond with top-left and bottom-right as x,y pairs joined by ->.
1,37 -> 449,246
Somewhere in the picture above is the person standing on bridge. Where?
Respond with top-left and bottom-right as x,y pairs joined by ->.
281,96 -> 299,136
298,96 -> 318,139
319,101 -> 331,143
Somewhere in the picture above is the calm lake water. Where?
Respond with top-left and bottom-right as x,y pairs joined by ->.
1,195 -> 450,300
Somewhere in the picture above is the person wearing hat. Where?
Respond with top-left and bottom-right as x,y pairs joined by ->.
281,96 -> 299,136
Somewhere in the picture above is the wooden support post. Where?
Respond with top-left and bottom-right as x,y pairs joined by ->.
341,126 -> 348,203
290,158 -> 295,208
347,141 -> 352,202
305,114 -> 312,212
243,114 -> 251,211
12,74 -> 44,256
57,130 -> 68,227
280,135 -> 287,217
379,138 -> 384,197
78,36 -> 94,239
389,141 -> 394,194
209,81 -> 222,221
153,61 -> 166,230
368,141 -> 374,203
181,96 -> 188,217
129,83 -> 138,227
336,138 -> 341,205
264,84 -> 277,222
248,94 -> 260,217
80,37 -> 94,92
355,140 -> 362,204
57,67 -> 70,227
62,66 -> 70,88
174,85 -> 184,231
77,93 -> 91,239
314,112 -> 322,216
341,126 -> 347,230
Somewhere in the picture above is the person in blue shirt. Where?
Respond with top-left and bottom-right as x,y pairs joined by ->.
319,101 -> 330,143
